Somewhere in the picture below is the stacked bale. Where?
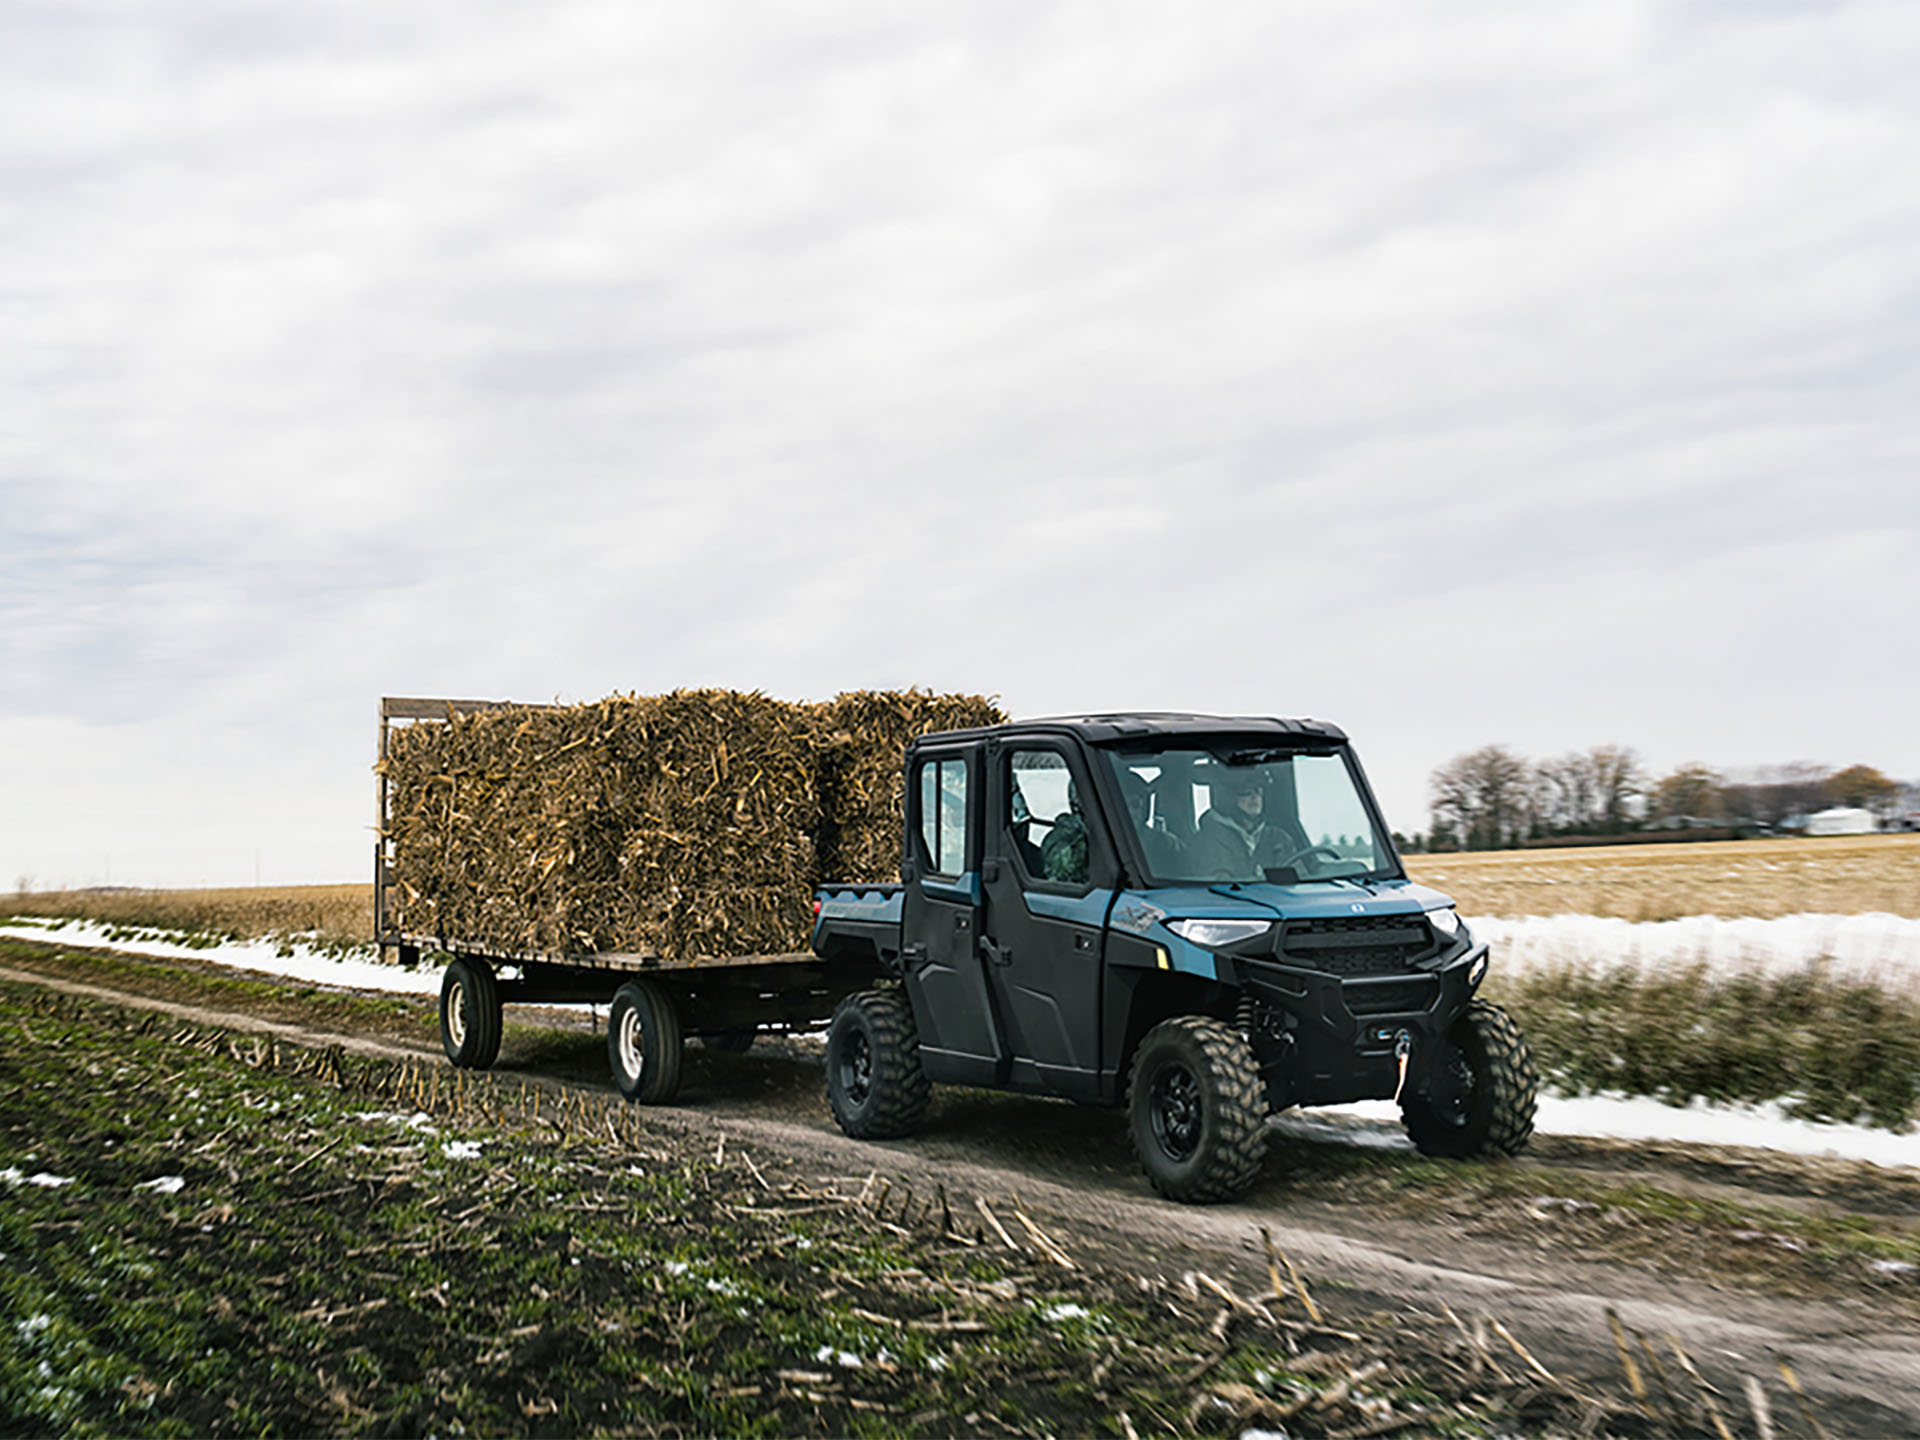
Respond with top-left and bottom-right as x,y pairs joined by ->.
381,687 -> 1004,961
814,689 -> 1006,882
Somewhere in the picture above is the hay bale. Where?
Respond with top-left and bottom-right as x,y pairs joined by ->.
814,689 -> 1007,882
381,687 -> 1003,961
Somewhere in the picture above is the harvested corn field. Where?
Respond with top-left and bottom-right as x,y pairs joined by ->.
1406,834 -> 1920,921
379,689 -> 1001,963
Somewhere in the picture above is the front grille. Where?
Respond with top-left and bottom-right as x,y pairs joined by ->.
1278,914 -> 1433,976
1344,976 -> 1439,1015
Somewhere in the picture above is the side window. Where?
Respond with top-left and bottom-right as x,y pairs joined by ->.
1008,750 -> 1089,886
917,757 -> 969,876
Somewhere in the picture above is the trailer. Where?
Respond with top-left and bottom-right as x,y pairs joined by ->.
374,697 -> 886,1102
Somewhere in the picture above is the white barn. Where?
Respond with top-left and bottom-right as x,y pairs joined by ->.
1804,806 -> 1878,836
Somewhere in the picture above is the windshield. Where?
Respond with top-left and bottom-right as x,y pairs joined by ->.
1100,744 -> 1398,885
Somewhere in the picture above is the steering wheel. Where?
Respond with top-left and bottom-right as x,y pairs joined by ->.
1273,844 -> 1345,872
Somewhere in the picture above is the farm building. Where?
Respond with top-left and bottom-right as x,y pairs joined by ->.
1803,806 -> 1878,836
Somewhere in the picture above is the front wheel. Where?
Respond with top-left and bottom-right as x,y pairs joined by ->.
825,991 -> 930,1139
440,957 -> 502,1070
608,980 -> 684,1104
1127,1017 -> 1267,1203
1400,1000 -> 1537,1158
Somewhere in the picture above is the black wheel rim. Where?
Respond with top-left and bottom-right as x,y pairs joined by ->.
1149,1060 -> 1203,1162
838,1027 -> 873,1106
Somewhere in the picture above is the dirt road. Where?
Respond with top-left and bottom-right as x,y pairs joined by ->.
5,941 -> 1918,1433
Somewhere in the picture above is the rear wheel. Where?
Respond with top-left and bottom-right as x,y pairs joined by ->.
439,958 -> 502,1070
1400,1000 -> 1537,1158
1127,1017 -> 1266,1203
826,991 -> 930,1139
608,980 -> 684,1104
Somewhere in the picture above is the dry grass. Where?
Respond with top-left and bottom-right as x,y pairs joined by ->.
1407,834 -> 1920,921
1,884 -> 372,946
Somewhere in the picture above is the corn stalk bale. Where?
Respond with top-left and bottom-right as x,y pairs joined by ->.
381,687 -> 1002,961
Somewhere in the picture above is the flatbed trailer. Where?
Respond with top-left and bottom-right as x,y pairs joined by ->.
374,697 -> 886,1102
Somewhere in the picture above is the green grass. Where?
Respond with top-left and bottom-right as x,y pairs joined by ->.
1488,960 -> 1920,1129
0,983 -> 1527,1438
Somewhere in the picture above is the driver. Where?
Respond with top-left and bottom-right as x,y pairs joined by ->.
1188,766 -> 1277,881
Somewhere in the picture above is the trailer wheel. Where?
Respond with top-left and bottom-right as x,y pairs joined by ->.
1400,1000 -> 1537,1159
1126,1017 -> 1266,1203
826,991 -> 929,1140
439,957 -> 502,1070
608,980 -> 684,1104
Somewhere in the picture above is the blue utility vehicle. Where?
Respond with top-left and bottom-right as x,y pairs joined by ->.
810,714 -> 1536,1202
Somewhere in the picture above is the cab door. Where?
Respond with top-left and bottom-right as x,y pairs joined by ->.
979,742 -> 1112,1100
899,745 -> 1007,1086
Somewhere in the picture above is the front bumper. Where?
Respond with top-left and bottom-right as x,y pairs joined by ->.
1236,942 -> 1488,1109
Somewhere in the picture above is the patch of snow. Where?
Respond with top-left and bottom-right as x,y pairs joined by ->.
136,1176 -> 186,1194
442,1140 -> 483,1160
17,1314 -> 51,1341
1291,1091 -> 1920,1171
1040,1302 -> 1090,1322
814,1344 -> 862,1369
0,917 -> 439,994
1473,912 -> 1920,995
2,1169 -> 77,1189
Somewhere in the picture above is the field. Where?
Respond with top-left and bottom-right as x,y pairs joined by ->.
5,835 -> 1915,956
3,976 -> 1688,1439
1,884 -> 371,949
1405,833 -> 1920,922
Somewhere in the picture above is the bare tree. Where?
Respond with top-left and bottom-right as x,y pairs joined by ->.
1588,745 -> 1645,831
1430,745 -> 1533,850
1533,753 -> 1600,833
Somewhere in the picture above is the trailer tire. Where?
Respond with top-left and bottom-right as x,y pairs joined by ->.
1400,1000 -> 1537,1159
608,980 -> 684,1104
1127,1017 -> 1266,1203
826,991 -> 930,1140
439,957 -> 502,1071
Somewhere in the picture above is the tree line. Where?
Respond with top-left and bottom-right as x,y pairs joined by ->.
1419,745 -> 1907,851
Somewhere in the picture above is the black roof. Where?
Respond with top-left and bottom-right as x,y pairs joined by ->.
912,712 -> 1349,746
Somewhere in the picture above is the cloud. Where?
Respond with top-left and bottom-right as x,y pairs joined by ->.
2,1 -> 1918,881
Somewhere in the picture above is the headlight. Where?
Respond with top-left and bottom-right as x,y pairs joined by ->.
1426,907 -> 1462,937
1166,918 -> 1274,948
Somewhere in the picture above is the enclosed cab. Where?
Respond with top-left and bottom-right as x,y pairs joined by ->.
813,714 -> 1536,1203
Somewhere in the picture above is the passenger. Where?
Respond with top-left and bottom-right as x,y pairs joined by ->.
1040,782 -> 1091,884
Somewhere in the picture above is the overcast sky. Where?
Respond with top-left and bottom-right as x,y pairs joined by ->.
4,1 -> 1917,889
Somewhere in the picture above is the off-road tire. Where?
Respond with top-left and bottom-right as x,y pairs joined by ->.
1401,1000 -> 1537,1159
1126,1016 -> 1267,1203
439,957 -> 502,1070
826,990 -> 930,1140
608,980 -> 684,1104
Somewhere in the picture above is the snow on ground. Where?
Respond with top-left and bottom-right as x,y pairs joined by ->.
0,916 -> 440,994
1472,911 -> 1920,994
5,910 -> 1917,1170
1291,1094 -> 1920,1170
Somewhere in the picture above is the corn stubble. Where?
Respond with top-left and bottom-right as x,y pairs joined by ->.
379,688 -> 1002,963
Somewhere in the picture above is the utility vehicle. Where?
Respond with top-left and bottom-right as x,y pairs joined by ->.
810,714 -> 1537,1202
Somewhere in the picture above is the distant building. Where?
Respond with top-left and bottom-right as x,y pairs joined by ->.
1804,806 -> 1878,836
